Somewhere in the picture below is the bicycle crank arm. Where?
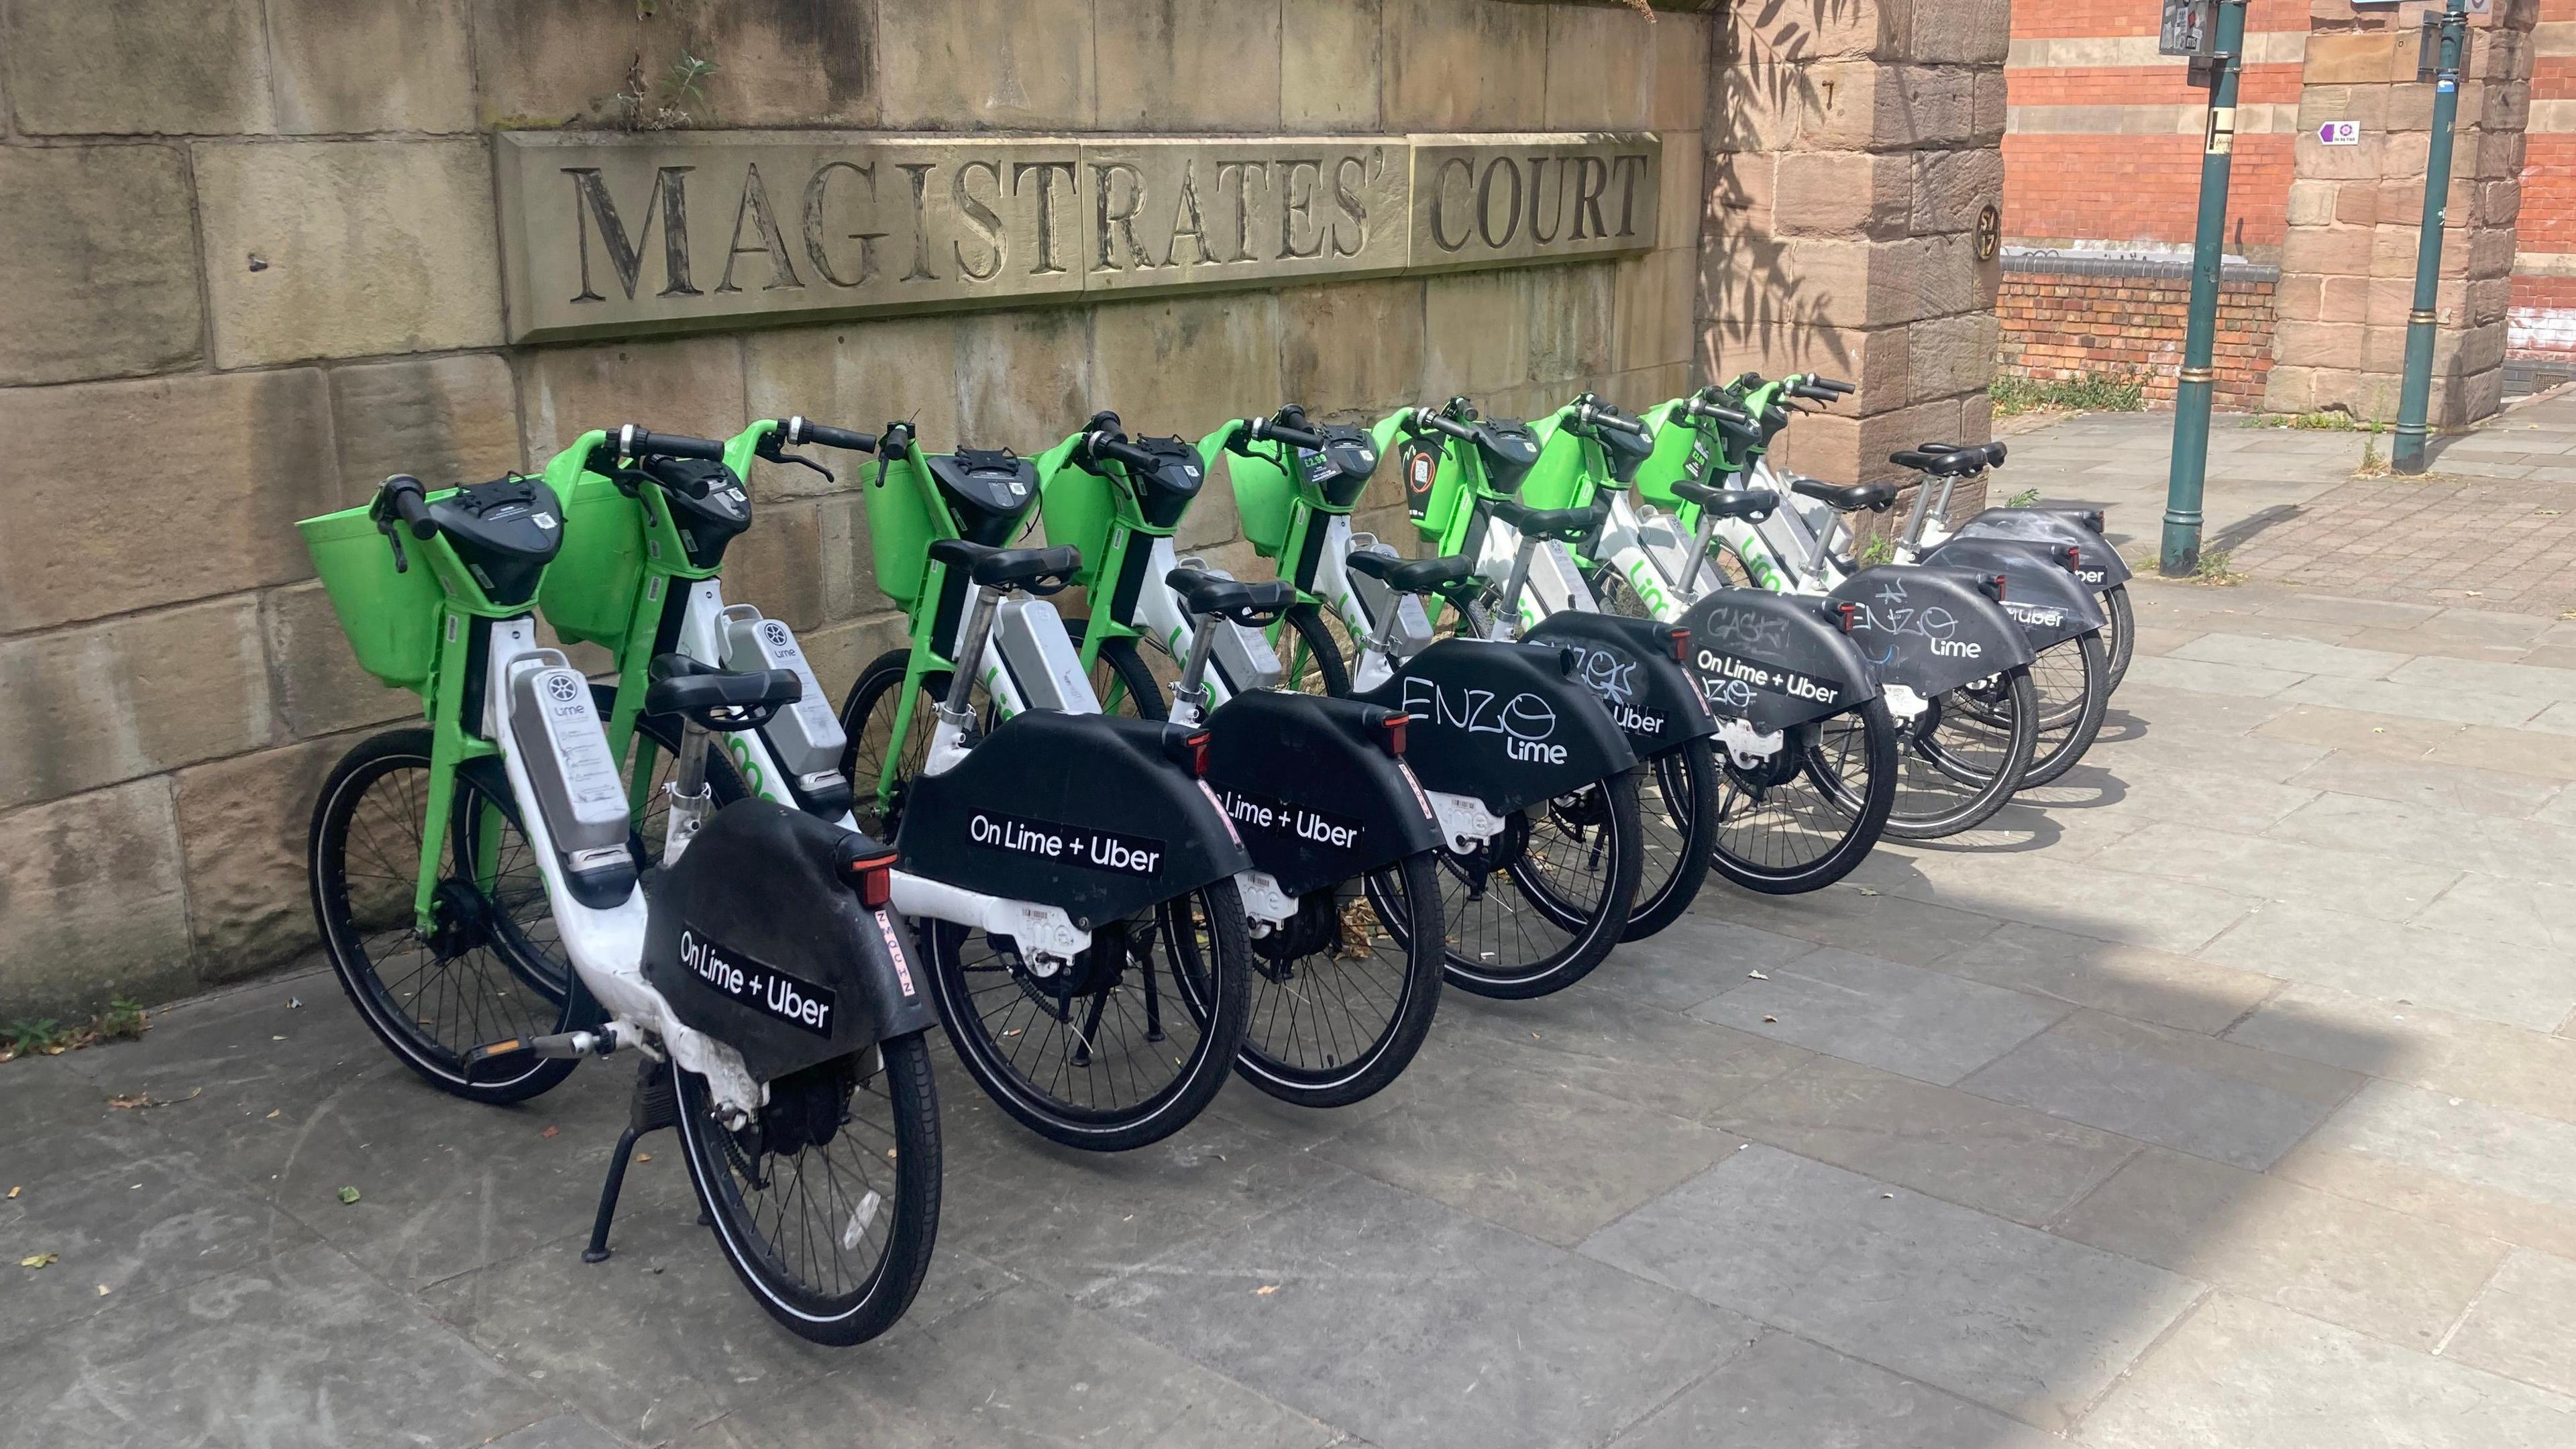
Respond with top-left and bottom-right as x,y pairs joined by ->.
460,1022 -> 642,1081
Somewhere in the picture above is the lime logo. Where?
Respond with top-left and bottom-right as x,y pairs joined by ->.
1622,557 -> 1672,616
1737,543 -> 1786,591
979,664 -> 1018,720
722,734 -> 775,802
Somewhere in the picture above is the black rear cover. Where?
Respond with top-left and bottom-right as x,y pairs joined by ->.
1676,590 -> 1878,733
1953,507 -> 2132,590
1913,536 -> 2107,650
643,800 -> 934,1083
1826,565 -> 2037,696
1521,610 -> 1719,757
1203,692 -> 1440,896
1354,638 -> 1638,816
895,710 -> 1252,929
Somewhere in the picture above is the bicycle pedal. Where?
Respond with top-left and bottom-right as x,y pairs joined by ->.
463,1031 -> 600,1080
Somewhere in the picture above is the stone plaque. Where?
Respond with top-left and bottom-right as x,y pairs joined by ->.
494,130 -> 1658,343
1407,133 -> 1661,272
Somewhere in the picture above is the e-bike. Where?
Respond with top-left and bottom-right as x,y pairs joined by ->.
299,433 -> 938,1344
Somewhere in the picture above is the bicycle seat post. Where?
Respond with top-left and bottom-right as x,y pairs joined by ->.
661,716 -> 716,866
1169,609 -> 1224,729
1684,504 -> 1723,596
941,581 -> 1006,731
1491,530 -> 1540,640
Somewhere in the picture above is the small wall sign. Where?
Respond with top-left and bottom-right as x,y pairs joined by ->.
2318,120 -> 2363,146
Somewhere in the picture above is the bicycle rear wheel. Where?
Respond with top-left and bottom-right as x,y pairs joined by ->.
1874,665 -> 2038,839
2100,583 -> 2135,692
1234,853 -> 1446,1108
1711,699 -> 1896,894
2023,631 -> 2110,788
1279,603 -> 1356,698
1625,737 -> 1719,940
308,729 -> 577,1104
1440,769 -> 1644,1000
677,1034 -> 941,1346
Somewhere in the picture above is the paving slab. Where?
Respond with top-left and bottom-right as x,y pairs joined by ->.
1960,1010 -> 2357,1171
2286,749 -> 2567,818
2198,900 -> 2576,1030
2269,786 -> 2576,883
2121,653 -> 2310,700
2080,1292 -> 2576,1449
2051,1145 -> 2510,1348
0,1241 -> 558,1449
1855,851 -> 2262,955
2389,653 -> 2576,704
1923,919 -> 2277,1036
680,1285 -> 1343,1449
2224,981 -> 2576,1125
1605,1330 -> 2061,1449
2086,818 -> 2459,921
1578,1145 -> 2200,1432
2029,759 -> 2319,835
2279,672 -> 2555,728
2410,871 -> 2576,955
1713,1055 -> 2139,1225
1689,946 -> 2069,1086
1690,881 -> 2006,967
2171,632 -> 2409,680
1432,983 -> 1813,1123
1587,910 -> 1823,1013
1085,1173 -> 1762,1449
2441,1248 -> 2576,1399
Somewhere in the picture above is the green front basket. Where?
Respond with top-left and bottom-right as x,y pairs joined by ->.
537,472 -> 649,652
299,505 -> 443,692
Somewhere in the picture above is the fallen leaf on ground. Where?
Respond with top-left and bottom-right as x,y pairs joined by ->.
266,1110 -> 281,1119
336,1186 -> 361,1205
19,1253 -> 58,1269
1255,1284 -> 1280,1297
1763,1016 -> 1778,1024
96,1285 -> 110,1297
540,1126 -> 558,1139
635,1152 -> 651,1163
1748,970 -> 1768,979
1856,886 -> 1880,896
6,1185 -> 18,1199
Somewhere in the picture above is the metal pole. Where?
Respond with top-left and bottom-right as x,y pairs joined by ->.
2393,0 -> 2471,476
2162,0 -> 2249,578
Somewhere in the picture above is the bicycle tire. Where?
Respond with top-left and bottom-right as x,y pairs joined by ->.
1709,698 -> 1896,895
1624,737 -> 1719,941
1234,851 -> 1446,1108
2023,631 -> 2110,788
1873,665 -> 2038,840
1279,603 -> 1355,699
2100,583 -> 2135,693
309,729 -> 578,1104
1439,768 -> 1644,1000
677,1032 -> 941,1346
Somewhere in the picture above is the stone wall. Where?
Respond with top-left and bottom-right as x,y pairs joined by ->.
1999,253 -> 2280,409
1699,0 -> 2009,513
0,0 -> 1712,1018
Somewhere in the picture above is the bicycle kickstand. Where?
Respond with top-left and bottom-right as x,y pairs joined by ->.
584,1055 -> 680,1264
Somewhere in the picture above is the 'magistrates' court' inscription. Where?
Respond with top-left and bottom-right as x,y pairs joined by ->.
492,130 -> 1658,343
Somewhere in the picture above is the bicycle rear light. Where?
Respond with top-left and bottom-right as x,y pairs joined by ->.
844,851 -> 896,910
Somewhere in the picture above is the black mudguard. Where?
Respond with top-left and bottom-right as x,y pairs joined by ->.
1675,590 -> 1879,733
1203,691 -> 1441,898
1953,508 -> 2132,592
1354,637 -> 1639,818
644,800 -> 935,1083
1521,610 -> 1721,757
1827,565 -> 2037,696
1914,537 -> 2108,651
895,711 -> 1252,931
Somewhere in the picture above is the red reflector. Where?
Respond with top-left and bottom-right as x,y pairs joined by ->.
1988,572 -> 2008,602
1187,731 -> 1211,777
1665,627 -> 1689,663
847,857 -> 894,910
1836,602 -> 1860,634
2062,545 -> 2083,573
1381,712 -> 1411,757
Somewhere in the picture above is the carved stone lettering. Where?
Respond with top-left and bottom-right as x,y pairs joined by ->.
492,131 -> 1656,342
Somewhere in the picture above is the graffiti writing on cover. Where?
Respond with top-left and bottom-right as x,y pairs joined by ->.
1398,677 -> 1566,763
1850,578 -> 1980,661
1566,643 -> 1668,736
1697,603 -> 1788,655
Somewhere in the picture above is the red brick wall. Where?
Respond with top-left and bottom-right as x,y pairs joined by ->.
1998,263 -> 2279,409
2004,133 -> 2296,251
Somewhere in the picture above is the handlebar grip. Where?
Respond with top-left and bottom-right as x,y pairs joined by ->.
383,475 -> 437,539
1251,419 -> 1326,449
1595,411 -> 1648,437
1420,411 -> 1479,442
612,425 -> 727,462
786,417 -> 879,453
1808,376 -> 1856,396
1097,437 -> 1162,472
1688,398 -> 1754,427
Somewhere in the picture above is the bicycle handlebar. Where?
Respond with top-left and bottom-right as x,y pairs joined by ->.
610,425 -> 728,462
783,416 -> 878,453
380,474 -> 436,539
1789,376 -> 1856,402
1086,433 -> 1163,473
1245,416 -> 1326,449
1411,407 -> 1479,442
1686,398 -> 1756,428
1585,407 -> 1648,437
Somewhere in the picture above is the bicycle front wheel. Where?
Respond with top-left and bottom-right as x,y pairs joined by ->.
308,729 -> 577,1104
677,1034 -> 941,1346
924,877 -> 1253,1152
2100,583 -> 2135,692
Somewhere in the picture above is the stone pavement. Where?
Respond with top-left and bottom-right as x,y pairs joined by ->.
10,419 -> 2576,1447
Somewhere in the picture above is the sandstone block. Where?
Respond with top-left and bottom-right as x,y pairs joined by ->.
2336,181 -> 2382,227
1660,133 -> 1707,253
1651,12 -> 1711,132
745,315 -> 967,492
2271,319 -> 2371,369
0,370 -> 337,633
0,598 -> 274,812
1285,0 -> 1385,131
470,0 -> 650,127
1972,67 -> 2008,144
1613,250 -> 1696,373
1092,290 -> 1287,448
798,611 -> 912,700
1097,0 -> 1281,129
2261,363 -> 2322,415
2281,221 -> 2375,278
881,0 -> 1095,128
0,146 -> 204,386
2273,273 -> 2324,322
1280,278 -> 1430,418
2303,32 -> 2408,86
518,335 -> 749,461
1381,0 -> 1549,130
2285,179 -> 2340,229
1544,1 -> 1658,131
2,0 -> 274,134
329,355 -> 525,512
262,582 -> 422,741
174,738 -> 347,980
1907,309 -> 1998,402
668,0 -> 880,127
268,0 -> 476,133
722,496 -> 829,632
1772,152 -> 1911,239
1911,147 -> 2004,237
1424,267 -> 1536,396
2320,275 -> 2374,324
1909,0 -> 2010,65
1525,262 -> 1618,386
0,780 -> 193,1017
196,140 -> 504,368
952,306 -> 1094,452
815,492 -> 880,621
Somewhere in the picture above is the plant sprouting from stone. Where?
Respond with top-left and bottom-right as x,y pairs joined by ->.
611,52 -> 716,129
2004,486 -> 2042,508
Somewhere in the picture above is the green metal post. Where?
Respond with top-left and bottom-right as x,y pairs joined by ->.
2162,0 -> 2248,578
2393,0 -> 2471,476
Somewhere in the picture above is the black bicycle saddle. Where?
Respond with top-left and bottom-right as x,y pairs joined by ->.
1167,568 -> 1295,625
1672,479 -> 1778,521
1790,478 -> 1898,512
926,538 -> 1081,592
1489,496 -> 1601,540
643,654 -> 801,731
1346,551 -> 1481,596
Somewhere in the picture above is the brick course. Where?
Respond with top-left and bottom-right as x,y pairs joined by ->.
1998,260 -> 2278,408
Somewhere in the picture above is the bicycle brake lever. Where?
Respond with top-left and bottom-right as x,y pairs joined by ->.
777,450 -> 835,485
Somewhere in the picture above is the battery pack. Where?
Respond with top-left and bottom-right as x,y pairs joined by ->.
719,606 -> 849,790
506,652 -> 635,906
994,596 -> 1100,714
